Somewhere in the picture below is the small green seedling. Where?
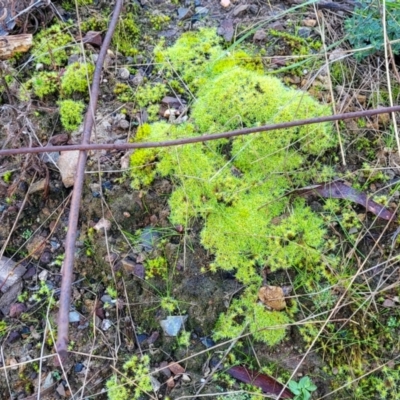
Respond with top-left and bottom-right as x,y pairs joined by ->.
288,376 -> 317,400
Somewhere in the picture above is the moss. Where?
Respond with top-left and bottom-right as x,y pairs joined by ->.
21,71 -> 59,100
61,62 -> 95,97
130,28 -> 335,346
154,28 -> 262,91
112,13 -> 140,57
59,99 -> 85,131
147,11 -> 170,30
106,355 -> 152,400
32,24 -> 75,67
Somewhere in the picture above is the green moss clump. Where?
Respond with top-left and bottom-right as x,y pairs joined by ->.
59,99 -> 85,131
61,62 -> 95,97
21,71 -> 59,100
147,11 -> 170,30
130,29 -> 335,346
155,28 -> 262,91
106,355 -> 152,400
32,24 -> 74,66
112,13 -> 140,56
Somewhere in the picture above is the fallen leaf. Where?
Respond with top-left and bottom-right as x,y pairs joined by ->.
226,365 -> 293,398
293,181 -> 395,221
168,362 -> 185,375
258,286 -> 286,311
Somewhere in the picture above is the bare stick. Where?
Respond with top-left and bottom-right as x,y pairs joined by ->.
0,105 -> 400,157
55,0 -> 124,364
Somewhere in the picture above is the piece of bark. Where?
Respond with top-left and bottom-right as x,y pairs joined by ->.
0,34 -> 33,60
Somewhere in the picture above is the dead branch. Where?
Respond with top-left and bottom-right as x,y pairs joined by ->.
0,105 -> 399,156
54,0 -> 124,365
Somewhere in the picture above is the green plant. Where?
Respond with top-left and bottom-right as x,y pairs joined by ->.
106,354 -> 152,400
112,13 -> 140,56
147,11 -> 170,30
131,29 -> 335,346
288,377 -> 317,400
32,24 -> 75,66
58,99 -> 85,131
22,229 -> 33,240
2,171 -> 12,183
345,0 -> 400,59
61,62 -> 94,97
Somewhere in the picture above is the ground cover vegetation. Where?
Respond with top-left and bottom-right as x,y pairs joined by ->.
1,0 -> 400,399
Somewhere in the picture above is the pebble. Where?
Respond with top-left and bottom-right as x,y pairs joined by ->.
74,363 -> 84,373
220,0 -> 230,7
69,311 -> 80,323
178,7 -> 192,20
233,4 -> 249,17
160,315 -> 187,336
101,319 -> 112,331
298,27 -> 312,38
118,119 -> 130,130
58,150 -> 80,188
303,18 -> 317,27
118,68 -> 130,80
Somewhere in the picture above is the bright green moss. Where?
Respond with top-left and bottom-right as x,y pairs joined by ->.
130,29 -> 335,346
21,71 -> 59,100
59,99 -> 85,131
32,24 -> 74,66
155,28 -> 262,91
106,355 -> 152,400
61,62 -> 95,97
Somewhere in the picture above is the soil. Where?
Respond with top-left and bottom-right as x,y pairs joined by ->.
1,0 -> 400,399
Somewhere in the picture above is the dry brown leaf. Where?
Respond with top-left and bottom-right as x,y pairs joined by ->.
258,286 -> 286,311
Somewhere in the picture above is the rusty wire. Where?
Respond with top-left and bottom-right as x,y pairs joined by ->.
54,0 -> 124,364
0,105 -> 399,157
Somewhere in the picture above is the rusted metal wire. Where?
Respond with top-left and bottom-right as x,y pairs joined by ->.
0,105 -> 399,156
55,0 -> 124,365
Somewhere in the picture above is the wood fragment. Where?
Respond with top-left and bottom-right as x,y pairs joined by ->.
0,34 -> 32,60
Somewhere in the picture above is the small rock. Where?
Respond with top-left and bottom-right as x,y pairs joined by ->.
0,256 -> 26,292
137,333 -> 148,344
131,72 -> 145,86
56,383 -> 66,397
195,6 -> 209,15
140,227 -> 161,251
69,311 -> 81,323
101,295 -> 115,306
298,27 -> 312,38
23,266 -> 36,279
200,336 -> 215,348
383,299 -> 395,308
220,0 -> 230,7
43,373 -> 54,389
303,18 -> 317,27
7,330 -> 21,343
38,269 -> 48,281
26,236 -> 46,260
9,303 -> 27,318
58,150 -> 80,188
253,29 -> 267,42
74,362 -> 84,373
118,119 -> 130,130
249,4 -> 259,14
101,319 -> 112,331
39,252 -> 53,265
217,19 -> 234,42
150,376 -> 161,392
93,218 -> 112,232
233,4 -> 249,17
160,315 -> 187,336
118,68 -> 130,80
177,7 -> 193,20
68,54 -> 80,65
36,63 -> 44,71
